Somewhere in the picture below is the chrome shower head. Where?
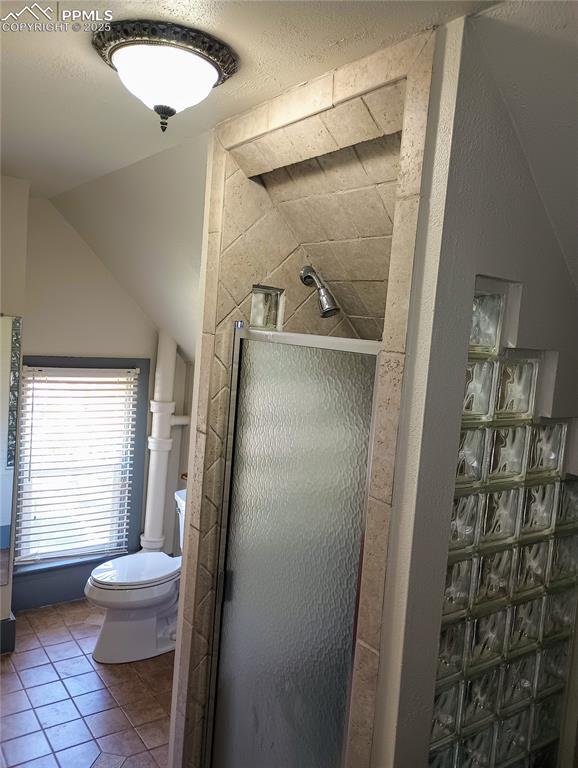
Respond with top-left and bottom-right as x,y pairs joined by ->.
299,266 -> 340,318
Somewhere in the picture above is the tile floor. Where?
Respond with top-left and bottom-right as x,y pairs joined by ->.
0,599 -> 173,768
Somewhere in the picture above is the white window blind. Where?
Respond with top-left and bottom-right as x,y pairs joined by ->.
15,366 -> 139,564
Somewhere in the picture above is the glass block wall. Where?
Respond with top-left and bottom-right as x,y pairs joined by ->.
429,292 -> 578,768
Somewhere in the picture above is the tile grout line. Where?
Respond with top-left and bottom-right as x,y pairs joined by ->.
1,598 -> 172,768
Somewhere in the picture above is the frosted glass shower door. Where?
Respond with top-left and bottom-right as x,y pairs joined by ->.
210,331 -> 377,768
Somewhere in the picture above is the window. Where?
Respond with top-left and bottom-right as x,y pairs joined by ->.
15,365 -> 141,564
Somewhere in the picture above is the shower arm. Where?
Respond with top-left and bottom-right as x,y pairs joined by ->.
300,265 -> 325,291
299,265 -> 340,318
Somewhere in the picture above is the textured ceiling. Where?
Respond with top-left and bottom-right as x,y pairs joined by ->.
1,0 -> 494,196
471,1 -> 578,288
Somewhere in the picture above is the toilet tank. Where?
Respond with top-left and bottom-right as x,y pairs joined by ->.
174,489 -> 187,549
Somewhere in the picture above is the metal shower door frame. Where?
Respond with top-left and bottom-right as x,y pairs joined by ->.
203,321 -> 381,768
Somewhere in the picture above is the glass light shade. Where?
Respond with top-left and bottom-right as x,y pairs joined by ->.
112,43 -> 219,113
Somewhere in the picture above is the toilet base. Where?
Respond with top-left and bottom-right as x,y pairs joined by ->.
89,587 -> 179,664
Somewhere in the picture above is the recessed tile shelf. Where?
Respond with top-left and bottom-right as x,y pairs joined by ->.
430,291 -> 576,767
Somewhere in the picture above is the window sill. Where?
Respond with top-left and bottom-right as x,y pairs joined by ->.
14,553 -> 123,576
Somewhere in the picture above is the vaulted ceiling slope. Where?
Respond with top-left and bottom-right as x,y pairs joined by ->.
53,138 -> 207,361
1,0 -> 494,197
471,1 -> 578,288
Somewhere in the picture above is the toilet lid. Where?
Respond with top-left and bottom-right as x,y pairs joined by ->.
92,552 -> 180,588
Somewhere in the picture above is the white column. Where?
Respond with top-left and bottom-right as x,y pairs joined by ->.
141,331 -> 177,551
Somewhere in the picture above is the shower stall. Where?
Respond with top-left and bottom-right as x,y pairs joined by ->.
205,324 -> 379,768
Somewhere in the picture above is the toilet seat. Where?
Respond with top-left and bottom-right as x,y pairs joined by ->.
91,552 -> 180,590
84,489 -> 187,663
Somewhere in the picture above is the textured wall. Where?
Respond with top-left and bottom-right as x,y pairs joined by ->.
259,135 -> 400,339
0,175 -> 29,318
229,83 -> 405,176
0,176 -> 29,622
374,14 -> 578,767
217,83 -> 406,342
24,200 -> 157,360
217,133 -> 400,341
471,2 -> 577,288
54,138 -> 208,363
434,20 -> 578,765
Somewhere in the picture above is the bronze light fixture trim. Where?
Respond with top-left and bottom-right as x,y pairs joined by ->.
93,20 -> 239,132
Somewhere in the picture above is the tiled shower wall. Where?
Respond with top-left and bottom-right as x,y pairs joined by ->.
219,133 -> 400,342
171,30 -> 436,768
260,136 -> 400,339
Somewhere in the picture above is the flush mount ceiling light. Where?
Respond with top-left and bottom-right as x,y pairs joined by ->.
93,20 -> 238,132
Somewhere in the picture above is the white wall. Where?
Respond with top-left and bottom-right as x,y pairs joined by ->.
24,198 -> 157,358
0,317 -> 15,620
53,137 -> 208,362
24,198 -> 190,554
0,320 -> 14,529
1,175 -> 30,316
23,197 -> 159,566
440,21 -> 578,418
0,175 -> 29,620
471,1 -> 578,289
1,173 -> 194,614
439,25 -> 578,765
375,12 -> 578,766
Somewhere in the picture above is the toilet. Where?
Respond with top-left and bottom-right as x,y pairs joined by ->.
85,489 -> 187,664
